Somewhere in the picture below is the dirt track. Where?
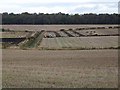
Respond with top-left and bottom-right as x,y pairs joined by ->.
2,50 -> 118,88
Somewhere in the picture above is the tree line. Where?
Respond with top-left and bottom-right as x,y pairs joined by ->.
2,12 -> 119,24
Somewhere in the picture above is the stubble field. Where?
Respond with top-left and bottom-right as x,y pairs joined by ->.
39,36 -> 118,50
2,49 -> 118,88
2,25 -> 118,31
2,25 -> 119,88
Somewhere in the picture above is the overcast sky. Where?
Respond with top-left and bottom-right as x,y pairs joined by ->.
0,0 -> 119,14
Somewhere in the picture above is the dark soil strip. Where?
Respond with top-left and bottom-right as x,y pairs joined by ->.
69,30 -> 84,37
86,34 -> 120,37
60,30 -> 74,37
53,31 -> 61,37
1,38 -> 26,44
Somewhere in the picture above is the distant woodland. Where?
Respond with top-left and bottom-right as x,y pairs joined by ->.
2,12 -> 120,24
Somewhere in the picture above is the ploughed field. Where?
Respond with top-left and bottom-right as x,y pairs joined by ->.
2,49 -> 118,88
1,25 -> 120,50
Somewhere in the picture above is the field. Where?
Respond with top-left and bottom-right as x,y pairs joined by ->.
1,31 -> 31,38
39,36 -> 118,50
2,25 -> 118,31
1,25 -> 119,88
1,25 -> 119,49
2,49 -> 118,88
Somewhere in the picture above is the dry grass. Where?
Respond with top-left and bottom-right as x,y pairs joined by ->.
39,36 -> 118,50
2,25 -> 119,88
1,31 -> 30,38
2,25 -> 119,50
2,49 -> 118,88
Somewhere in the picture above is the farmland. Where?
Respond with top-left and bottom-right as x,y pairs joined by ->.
1,25 -> 119,88
2,25 -> 119,31
39,36 -> 118,50
2,49 -> 118,88
1,25 -> 119,50
1,31 -> 31,38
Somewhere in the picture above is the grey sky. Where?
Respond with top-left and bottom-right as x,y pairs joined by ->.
0,0 -> 119,14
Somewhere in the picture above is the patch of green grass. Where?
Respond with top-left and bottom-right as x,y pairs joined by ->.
20,31 -> 44,49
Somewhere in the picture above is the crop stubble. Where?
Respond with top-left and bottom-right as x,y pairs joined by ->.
2,50 -> 118,88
